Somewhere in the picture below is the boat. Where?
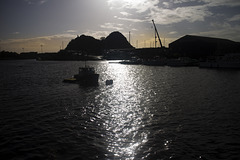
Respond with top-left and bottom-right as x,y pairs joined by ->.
119,58 -> 142,65
143,58 -> 167,66
199,53 -> 240,69
167,57 -> 198,67
63,66 -> 99,85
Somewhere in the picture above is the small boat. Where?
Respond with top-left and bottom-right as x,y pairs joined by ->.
167,57 -> 198,67
63,66 -> 99,85
199,53 -> 240,69
105,79 -> 113,85
119,59 -> 142,65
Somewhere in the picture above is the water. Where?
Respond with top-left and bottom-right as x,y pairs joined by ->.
1,60 -> 240,160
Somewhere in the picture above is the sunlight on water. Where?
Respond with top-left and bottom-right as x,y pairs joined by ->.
97,64 -> 149,159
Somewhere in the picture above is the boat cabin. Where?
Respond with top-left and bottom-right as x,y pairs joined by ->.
78,67 -> 96,76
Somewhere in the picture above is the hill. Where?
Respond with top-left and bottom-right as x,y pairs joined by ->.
65,31 -> 134,55
103,31 -> 133,49
65,35 -> 102,55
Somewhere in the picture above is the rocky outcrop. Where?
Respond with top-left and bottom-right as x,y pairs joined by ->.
65,35 -> 102,55
65,31 -> 134,55
103,31 -> 133,49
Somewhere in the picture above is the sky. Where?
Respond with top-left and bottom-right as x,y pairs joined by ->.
0,0 -> 240,53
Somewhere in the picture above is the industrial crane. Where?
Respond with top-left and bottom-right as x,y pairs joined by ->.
152,19 -> 163,48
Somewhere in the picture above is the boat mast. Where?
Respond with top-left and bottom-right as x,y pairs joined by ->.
152,19 -> 163,48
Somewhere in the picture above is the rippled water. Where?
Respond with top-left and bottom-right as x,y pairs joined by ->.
1,60 -> 240,160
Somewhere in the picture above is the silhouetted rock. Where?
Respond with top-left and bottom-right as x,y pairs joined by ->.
65,31 -> 134,55
104,31 -> 134,49
65,35 -> 102,55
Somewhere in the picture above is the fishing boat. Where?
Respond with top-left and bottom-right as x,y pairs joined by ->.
63,66 -> 99,85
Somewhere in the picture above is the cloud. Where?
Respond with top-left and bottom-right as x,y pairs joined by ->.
150,5 -> 211,25
25,0 -> 48,5
169,31 -> 177,35
107,0 -> 240,25
117,17 -> 146,23
107,0 -> 158,13
201,0 -> 240,7
171,0 -> 240,6
12,32 -> 20,35
162,2 -> 170,8
228,14 -> 240,22
39,0 -> 48,5
107,0 -> 210,25
120,12 -> 132,16
66,30 -> 78,33
198,24 -> 240,41
170,0 -> 196,4
100,23 -> 124,30
210,22 -> 231,29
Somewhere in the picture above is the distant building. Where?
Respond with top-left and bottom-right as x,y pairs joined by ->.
169,35 -> 240,59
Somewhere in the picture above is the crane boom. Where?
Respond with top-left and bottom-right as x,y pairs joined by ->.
152,19 -> 163,48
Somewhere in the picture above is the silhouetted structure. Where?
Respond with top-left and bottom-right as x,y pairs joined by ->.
0,51 -> 18,60
169,35 -> 240,59
152,19 -> 163,48
20,52 -> 37,59
0,51 -> 37,60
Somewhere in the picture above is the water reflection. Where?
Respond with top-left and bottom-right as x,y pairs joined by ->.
97,64 -> 149,159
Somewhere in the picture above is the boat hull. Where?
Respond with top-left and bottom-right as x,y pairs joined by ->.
63,74 -> 99,86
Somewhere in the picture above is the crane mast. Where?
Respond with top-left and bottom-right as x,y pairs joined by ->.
152,19 -> 163,48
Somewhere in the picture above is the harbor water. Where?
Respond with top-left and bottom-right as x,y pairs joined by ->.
1,60 -> 240,160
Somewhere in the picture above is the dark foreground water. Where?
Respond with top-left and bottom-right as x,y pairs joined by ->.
1,60 -> 240,160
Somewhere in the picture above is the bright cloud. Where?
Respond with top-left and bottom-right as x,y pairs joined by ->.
66,30 -> 78,33
150,5 -> 211,24
107,0 -> 159,13
169,31 -> 177,35
100,23 -> 124,30
117,17 -> 146,23
120,12 -> 132,16
25,0 -> 48,5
